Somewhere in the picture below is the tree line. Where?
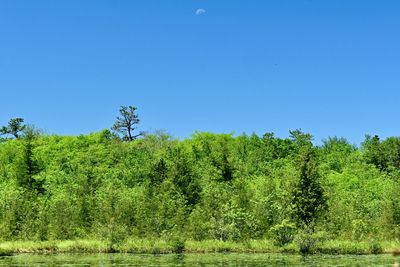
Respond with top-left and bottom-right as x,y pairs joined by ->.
0,106 -> 399,249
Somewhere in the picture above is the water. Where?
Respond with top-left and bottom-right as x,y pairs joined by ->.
0,253 -> 396,266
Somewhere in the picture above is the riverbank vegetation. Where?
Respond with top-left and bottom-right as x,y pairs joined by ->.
1,116 -> 400,254
0,239 -> 399,255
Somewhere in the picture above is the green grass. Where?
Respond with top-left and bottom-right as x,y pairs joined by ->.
0,239 -> 398,255
0,240 -> 107,254
316,240 -> 372,255
0,247 -> 13,256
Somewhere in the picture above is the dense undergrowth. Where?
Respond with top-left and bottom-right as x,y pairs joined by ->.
1,129 -> 400,254
0,239 -> 398,255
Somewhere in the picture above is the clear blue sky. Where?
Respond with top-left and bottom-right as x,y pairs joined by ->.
1,0 -> 399,144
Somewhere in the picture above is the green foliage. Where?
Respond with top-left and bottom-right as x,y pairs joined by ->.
0,118 -> 26,139
363,135 -> 400,172
0,129 -> 399,252
351,219 -> 367,241
291,145 -> 326,228
369,240 -> 383,254
165,232 -> 186,253
321,137 -> 355,173
269,219 -> 297,246
112,105 -> 141,141
16,137 -> 44,193
295,229 -> 327,254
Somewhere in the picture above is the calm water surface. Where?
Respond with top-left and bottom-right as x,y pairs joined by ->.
0,253 -> 396,266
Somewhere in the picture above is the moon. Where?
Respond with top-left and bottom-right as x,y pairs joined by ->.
195,8 -> 206,15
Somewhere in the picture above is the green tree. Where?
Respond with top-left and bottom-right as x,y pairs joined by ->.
289,129 -> 313,152
262,132 -> 294,160
362,135 -> 386,170
15,128 -> 44,194
291,145 -> 326,228
112,105 -> 142,141
321,137 -> 355,173
381,137 -> 400,170
0,118 -> 26,139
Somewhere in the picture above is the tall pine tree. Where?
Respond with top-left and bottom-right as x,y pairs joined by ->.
291,139 -> 326,229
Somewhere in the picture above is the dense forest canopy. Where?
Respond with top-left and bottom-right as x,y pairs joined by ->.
1,123 -> 399,246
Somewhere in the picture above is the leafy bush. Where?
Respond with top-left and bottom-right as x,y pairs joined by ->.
0,248 -> 12,256
369,240 -> 383,254
295,229 -> 327,254
351,219 -> 367,241
170,237 -> 185,254
269,220 -> 297,246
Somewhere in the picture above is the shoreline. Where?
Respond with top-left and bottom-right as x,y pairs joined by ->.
1,239 -> 399,256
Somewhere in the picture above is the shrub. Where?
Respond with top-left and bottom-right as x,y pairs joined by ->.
170,237 -> 185,253
269,219 -> 297,246
0,248 -> 12,256
351,219 -> 367,241
369,240 -> 383,254
164,231 -> 186,253
295,229 -> 327,254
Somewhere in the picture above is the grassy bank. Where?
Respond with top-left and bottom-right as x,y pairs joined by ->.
0,239 -> 399,256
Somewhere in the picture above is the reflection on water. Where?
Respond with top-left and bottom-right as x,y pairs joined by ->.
0,253 -> 395,266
